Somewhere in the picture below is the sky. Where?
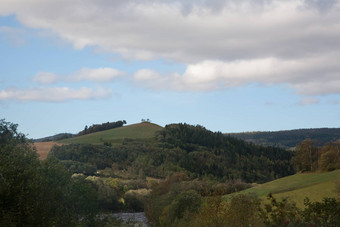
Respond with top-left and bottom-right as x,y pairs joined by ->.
1,0 -> 340,139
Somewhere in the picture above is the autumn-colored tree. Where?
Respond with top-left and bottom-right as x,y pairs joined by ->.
292,139 -> 320,172
319,142 -> 340,171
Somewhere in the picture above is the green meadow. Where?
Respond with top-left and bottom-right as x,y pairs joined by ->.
228,169 -> 340,207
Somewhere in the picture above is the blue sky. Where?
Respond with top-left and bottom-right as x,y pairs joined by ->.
1,0 -> 340,139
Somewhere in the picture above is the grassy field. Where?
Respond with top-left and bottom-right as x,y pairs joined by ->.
227,170 -> 340,207
58,122 -> 163,145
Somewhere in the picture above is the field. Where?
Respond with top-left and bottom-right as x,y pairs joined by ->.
34,141 -> 59,160
58,122 -> 163,145
228,169 -> 340,207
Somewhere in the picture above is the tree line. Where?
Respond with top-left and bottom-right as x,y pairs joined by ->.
292,139 -> 340,172
229,127 -> 340,148
78,120 -> 127,136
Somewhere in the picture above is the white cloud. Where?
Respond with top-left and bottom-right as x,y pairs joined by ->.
134,53 -> 340,95
32,67 -> 124,84
0,87 -> 112,102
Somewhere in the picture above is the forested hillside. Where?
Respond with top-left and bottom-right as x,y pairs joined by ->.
51,123 -> 294,183
228,128 -> 340,149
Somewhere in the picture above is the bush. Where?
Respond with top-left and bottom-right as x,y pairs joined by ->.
160,190 -> 201,227
303,197 -> 340,226
124,191 -> 145,212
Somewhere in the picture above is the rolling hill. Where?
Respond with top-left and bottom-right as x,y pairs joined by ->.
58,122 -> 163,145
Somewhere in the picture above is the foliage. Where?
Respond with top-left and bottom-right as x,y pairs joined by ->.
185,193 -> 262,227
159,123 -> 294,182
292,140 -> 340,172
302,197 -> 340,226
260,193 -> 302,226
319,142 -> 340,171
291,139 -> 320,172
0,119 -> 99,226
260,194 -> 340,227
60,160 -> 97,175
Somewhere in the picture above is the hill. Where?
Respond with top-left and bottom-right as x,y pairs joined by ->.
58,122 -> 163,145
228,128 -> 340,149
229,169 -> 340,207
50,123 -> 294,183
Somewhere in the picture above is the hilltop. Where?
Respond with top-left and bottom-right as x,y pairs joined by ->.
228,127 -> 340,149
58,122 -> 163,145
34,122 -> 162,160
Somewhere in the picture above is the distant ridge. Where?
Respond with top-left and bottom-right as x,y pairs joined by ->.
227,127 -> 340,149
33,133 -> 75,142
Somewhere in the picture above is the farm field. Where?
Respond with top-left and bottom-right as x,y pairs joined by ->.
34,141 -> 59,160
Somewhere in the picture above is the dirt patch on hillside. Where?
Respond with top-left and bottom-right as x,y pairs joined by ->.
34,141 -> 60,160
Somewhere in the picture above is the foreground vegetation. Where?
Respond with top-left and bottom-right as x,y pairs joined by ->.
0,120 -> 99,226
145,172 -> 340,226
2,119 -> 340,226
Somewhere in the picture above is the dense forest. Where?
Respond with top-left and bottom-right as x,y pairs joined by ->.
228,128 -> 340,149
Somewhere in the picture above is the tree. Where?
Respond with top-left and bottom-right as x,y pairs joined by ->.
319,142 -> 340,171
292,139 -> 319,172
0,119 -> 42,225
0,119 -> 99,226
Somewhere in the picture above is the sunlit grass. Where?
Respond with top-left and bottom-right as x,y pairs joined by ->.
227,169 -> 340,207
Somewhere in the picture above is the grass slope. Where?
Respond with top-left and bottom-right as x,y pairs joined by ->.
59,122 -> 163,145
229,170 -> 340,207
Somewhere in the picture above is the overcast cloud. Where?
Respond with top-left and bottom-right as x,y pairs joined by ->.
1,0 -> 340,96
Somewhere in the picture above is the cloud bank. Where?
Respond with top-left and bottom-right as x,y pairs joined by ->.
134,53 -> 340,95
1,0 -> 340,96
